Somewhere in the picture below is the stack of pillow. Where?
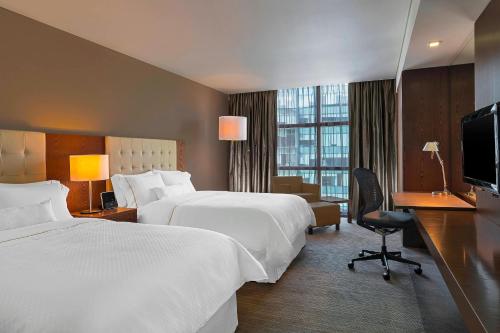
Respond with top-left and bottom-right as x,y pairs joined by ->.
111,170 -> 196,208
0,181 -> 72,231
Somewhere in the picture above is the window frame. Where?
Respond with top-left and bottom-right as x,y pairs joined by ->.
277,86 -> 349,174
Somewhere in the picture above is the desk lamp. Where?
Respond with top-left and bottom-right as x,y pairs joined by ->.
422,141 -> 450,195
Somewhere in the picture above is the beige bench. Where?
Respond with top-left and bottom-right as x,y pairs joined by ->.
308,201 -> 341,234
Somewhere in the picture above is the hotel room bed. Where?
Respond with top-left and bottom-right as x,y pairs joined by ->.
139,190 -> 315,283
0,217 -> 267,333
106,136 -> 316,283
0,129 -> 267,333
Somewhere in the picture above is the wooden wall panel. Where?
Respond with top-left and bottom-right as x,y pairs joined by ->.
449,64 -> 475,193
401,64 -> 474,194
46,134 -> 106,212
176,140 -> 185,171
402,67 -> 451,192
475,0 -> 500,223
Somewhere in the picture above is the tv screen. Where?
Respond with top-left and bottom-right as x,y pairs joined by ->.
462,104 -> 498,191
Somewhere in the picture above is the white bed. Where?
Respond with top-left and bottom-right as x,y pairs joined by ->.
139,191 -> 314,282
0,218 -> 267,333
0,129 -> 268,333
105,136 -> 316,283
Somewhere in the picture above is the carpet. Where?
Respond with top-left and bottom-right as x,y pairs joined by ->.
236,222 -> 426,333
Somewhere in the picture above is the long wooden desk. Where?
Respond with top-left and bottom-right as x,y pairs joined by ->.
415,210 -> 500,333
391,192 -> 500,332
392,192 -> 476,247
393,192 -> 476,211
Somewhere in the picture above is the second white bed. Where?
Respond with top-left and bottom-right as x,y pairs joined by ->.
139,190 -> 316,283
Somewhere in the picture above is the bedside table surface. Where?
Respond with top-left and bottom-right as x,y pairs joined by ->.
71,207 -> 137,222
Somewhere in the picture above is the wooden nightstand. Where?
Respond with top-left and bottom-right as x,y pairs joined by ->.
71,208 -> 137,223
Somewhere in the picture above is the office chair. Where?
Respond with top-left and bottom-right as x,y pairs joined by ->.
348,168 -> 422,280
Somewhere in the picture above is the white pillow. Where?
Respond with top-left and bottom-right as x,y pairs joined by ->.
0,180 -> 60,187
126,173 -> 165,207
110,174 -> 128,207
153,170 -> 196,191
0,182 -> 71,221
111,171 -> 153,208
0,200 -> 57,231
153,184 -> 196,199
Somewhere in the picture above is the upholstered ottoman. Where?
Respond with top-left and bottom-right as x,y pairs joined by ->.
308,201 -> 341,234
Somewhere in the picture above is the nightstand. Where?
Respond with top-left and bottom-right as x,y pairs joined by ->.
71,207 -> 137,223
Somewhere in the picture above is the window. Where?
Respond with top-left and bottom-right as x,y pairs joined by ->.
277,84 -> 349,212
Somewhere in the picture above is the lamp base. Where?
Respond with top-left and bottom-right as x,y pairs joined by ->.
79,209 -> 102,214
431,190 -> 451,196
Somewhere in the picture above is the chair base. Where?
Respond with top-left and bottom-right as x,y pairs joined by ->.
348,243 -> 422,280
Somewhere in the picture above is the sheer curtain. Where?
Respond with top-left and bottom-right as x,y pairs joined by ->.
229,90 -> 277,192
349,79 -> 397,219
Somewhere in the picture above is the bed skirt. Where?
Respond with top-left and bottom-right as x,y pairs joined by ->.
198,293 -> 238,333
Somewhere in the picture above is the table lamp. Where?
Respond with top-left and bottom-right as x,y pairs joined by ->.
422,141 -> 450,196
219,116 -> 247,141
70,154 -> 110,214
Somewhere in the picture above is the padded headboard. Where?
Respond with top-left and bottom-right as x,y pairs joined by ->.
105,136 -> 178,176
0,129 -> 46,183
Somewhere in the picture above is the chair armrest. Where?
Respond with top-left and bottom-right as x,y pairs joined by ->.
302,183 -> 320,202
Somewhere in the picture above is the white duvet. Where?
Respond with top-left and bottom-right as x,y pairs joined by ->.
0,218 -> 267,333
139,191 -> 315,282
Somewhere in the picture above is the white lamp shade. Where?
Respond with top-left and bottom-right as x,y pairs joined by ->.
422,141 -> 439,152
219,116 -> 247,141
70,155 -> 109,181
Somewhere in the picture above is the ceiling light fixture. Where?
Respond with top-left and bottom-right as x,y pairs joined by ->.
428,41 -> 441,48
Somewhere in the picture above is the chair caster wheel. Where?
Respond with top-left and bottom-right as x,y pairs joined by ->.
348,262 -> 354,269
415,267 -> 423,275
358,251 -> 364,257
383,271 -> 390,280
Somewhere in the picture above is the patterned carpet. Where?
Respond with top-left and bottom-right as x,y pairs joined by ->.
236,221 -> 430,333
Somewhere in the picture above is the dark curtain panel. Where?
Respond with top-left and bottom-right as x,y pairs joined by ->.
229,90 -> 277,192
349,79 -> 397,218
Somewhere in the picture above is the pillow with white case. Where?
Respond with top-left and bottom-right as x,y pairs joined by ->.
0,180 -> 61,188
0,200 -> 57,231
110,174 -> 130,207
153,170 -> 196,191
153,184 -> 195,199
126,172 -> 165,207
0,182 -> 71,221
111,171 -> 153,208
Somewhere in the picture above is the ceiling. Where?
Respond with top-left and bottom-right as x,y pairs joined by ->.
0,0 -> 411,93
403,0 -> 490,70
0,0 -> 491,93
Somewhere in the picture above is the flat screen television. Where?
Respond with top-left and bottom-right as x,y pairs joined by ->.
461,102 -> 499,192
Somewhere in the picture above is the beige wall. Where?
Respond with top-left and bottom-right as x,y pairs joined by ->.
0,8 -> 229,190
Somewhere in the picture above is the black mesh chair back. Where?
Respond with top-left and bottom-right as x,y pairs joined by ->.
353,168 -> 384,227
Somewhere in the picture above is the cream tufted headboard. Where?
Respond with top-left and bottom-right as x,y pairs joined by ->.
105,136 -> 178,176
0,129 -> 46,183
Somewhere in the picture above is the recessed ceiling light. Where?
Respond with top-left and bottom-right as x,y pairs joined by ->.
428,41 -> 441,48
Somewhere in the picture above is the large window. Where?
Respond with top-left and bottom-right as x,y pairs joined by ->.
277,84 -> 349,212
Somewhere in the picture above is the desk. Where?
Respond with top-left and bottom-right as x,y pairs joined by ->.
415,210 -> 500,333
392,192 -> 475,211
392,192 -> 475,247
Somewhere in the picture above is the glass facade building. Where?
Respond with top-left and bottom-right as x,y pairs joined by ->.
277,84 -> 349,212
